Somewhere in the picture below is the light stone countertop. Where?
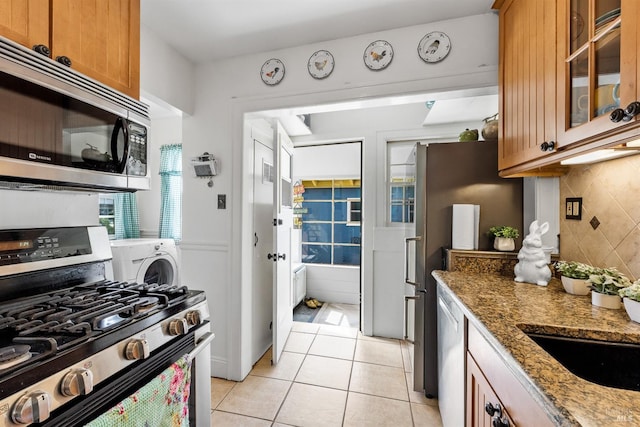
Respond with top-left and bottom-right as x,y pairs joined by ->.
432,270 -> 640,426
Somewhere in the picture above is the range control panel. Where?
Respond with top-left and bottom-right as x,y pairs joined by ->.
0,227 -> 91,266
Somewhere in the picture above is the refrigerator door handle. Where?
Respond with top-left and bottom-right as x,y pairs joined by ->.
404,236 -> 422,286
404,294 -> 420,341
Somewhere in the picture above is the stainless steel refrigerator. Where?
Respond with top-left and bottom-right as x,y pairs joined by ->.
406,140 -> 523,398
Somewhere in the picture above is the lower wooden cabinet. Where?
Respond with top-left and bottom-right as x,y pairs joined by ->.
467,353 -> 515,427
466,323 -> 553,427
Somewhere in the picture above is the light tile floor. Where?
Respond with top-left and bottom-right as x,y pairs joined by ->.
210,321 -> 443,426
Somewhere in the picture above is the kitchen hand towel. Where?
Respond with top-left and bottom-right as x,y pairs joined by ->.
85,354 -> 192,427
452,204 -> 480,250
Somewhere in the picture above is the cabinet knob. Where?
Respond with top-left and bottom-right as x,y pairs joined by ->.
485,402 -> 503,417
32,44 -> 50,57
610,108 -> 626,123
623,102 -> 640,121
493,416 -> 511,427
55,55 -> 72,67
540,141 -> 555,152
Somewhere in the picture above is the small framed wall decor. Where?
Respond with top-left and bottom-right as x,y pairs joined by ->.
308,50 -> 335,79
418,31 -> 451,63
363,40 -> 393,71
260,58 -> 285,85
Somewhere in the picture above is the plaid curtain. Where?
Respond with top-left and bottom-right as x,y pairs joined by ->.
114,193 -> 140,239
159,144 -> 182,240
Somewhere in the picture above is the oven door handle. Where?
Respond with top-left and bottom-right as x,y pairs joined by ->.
187,332 -> 215,362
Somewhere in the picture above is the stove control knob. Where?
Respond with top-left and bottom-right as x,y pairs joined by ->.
61,368 -> 94,396
185,310 -> 202,326
12,390 -> 51,424
169,318 -> 189,335
125,339 -> 150,360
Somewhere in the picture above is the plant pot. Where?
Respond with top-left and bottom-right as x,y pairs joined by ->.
623,298 -> 640,323
560,276 -> 591,296
591,292 -> 622,309
493,237 -> 515,252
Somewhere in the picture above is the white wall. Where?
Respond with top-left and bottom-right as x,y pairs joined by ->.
140,25 -> 195,115
305,265 -> 360,304
180,12 -> 498,380
293,142 -> 361,179
0,190 -> 98,228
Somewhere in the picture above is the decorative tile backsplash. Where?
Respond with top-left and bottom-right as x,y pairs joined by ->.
560,154 -> 640,281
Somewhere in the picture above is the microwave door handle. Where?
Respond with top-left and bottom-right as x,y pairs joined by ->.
111,117 -> 129,174
404,236 -> 422,287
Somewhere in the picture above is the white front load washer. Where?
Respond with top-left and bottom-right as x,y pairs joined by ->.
109,239 -> 180,286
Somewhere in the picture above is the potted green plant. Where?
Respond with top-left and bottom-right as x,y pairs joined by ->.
587,267 -> 632,309
619,281 -> 640,323
618,280 -> 640,323
488,226 -> 519,251
554,260 -> 596,295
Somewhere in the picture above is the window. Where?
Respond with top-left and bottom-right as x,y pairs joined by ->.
346,198 -> 361,225
301,179 -> 361,266
99,195 -> 116,237
388,142 -> 416,224
159,144 -> 182,241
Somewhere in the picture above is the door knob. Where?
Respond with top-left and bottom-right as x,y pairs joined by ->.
267,253 -> 286,261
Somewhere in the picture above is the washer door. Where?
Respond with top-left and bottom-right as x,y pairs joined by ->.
137,255 -> 177,286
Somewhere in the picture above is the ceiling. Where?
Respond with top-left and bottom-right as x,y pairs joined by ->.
140,0 -> 498,132
140,0 -> 495,64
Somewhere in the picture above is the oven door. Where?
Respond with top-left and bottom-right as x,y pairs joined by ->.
40,323 -> 212,427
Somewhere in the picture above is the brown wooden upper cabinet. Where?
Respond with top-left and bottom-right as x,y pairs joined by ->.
0,0 -> 140,99
496,0 -> 557,172
556,0 -> 640,147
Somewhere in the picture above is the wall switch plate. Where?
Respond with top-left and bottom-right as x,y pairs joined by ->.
565,197 -> 582,220
217,194 -> 226,209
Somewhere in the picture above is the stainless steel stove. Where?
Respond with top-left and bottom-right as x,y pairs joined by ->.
0,226 -> 212,426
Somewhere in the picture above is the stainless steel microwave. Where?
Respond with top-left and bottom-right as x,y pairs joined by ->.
0,36 -> 150,192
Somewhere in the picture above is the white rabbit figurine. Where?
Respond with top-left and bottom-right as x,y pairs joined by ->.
514,220 -> 552,286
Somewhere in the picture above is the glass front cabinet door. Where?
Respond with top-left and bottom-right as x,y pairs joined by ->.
557,0 -> 640,147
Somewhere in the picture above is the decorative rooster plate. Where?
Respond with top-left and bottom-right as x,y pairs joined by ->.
260,58 -> 285,85
308,50 -> 335,79
363,40 -> 393,71
418,32 -> 451,63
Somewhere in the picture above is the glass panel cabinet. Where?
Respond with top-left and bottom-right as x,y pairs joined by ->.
557,0 -> 640,147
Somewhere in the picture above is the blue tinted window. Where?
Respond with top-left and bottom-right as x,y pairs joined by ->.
334,224 -> 361,244
334,188 -> 361,200
303,188 -> 332,200
334,245 -> 361,265
302,223 -> 331,243
334,202 -> 347,221
301,202 -> 332,221
391,186 -> 404,201
406,186 -> 414,199
302,244 -> 331,264
391,205 -> 403,222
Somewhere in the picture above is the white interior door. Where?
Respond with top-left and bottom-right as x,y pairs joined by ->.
252,133 -> 275,365
272,121 -> 294,365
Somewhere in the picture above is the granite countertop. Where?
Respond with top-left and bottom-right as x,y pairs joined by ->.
432,270 -> 640,426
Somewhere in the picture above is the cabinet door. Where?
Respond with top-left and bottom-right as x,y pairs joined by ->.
51,0 -> 140,99
0,0 -> 49,50
466,353 -> 515,427
498,0 -> 557,171
556,0 -> 640,147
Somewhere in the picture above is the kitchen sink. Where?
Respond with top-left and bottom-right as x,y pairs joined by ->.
525,333 -> 640,392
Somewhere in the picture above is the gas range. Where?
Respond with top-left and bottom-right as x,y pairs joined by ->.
0,226 -> 211,426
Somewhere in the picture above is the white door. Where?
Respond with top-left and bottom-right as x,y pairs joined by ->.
252,132 -> 275,364
272,121 -> 294,365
